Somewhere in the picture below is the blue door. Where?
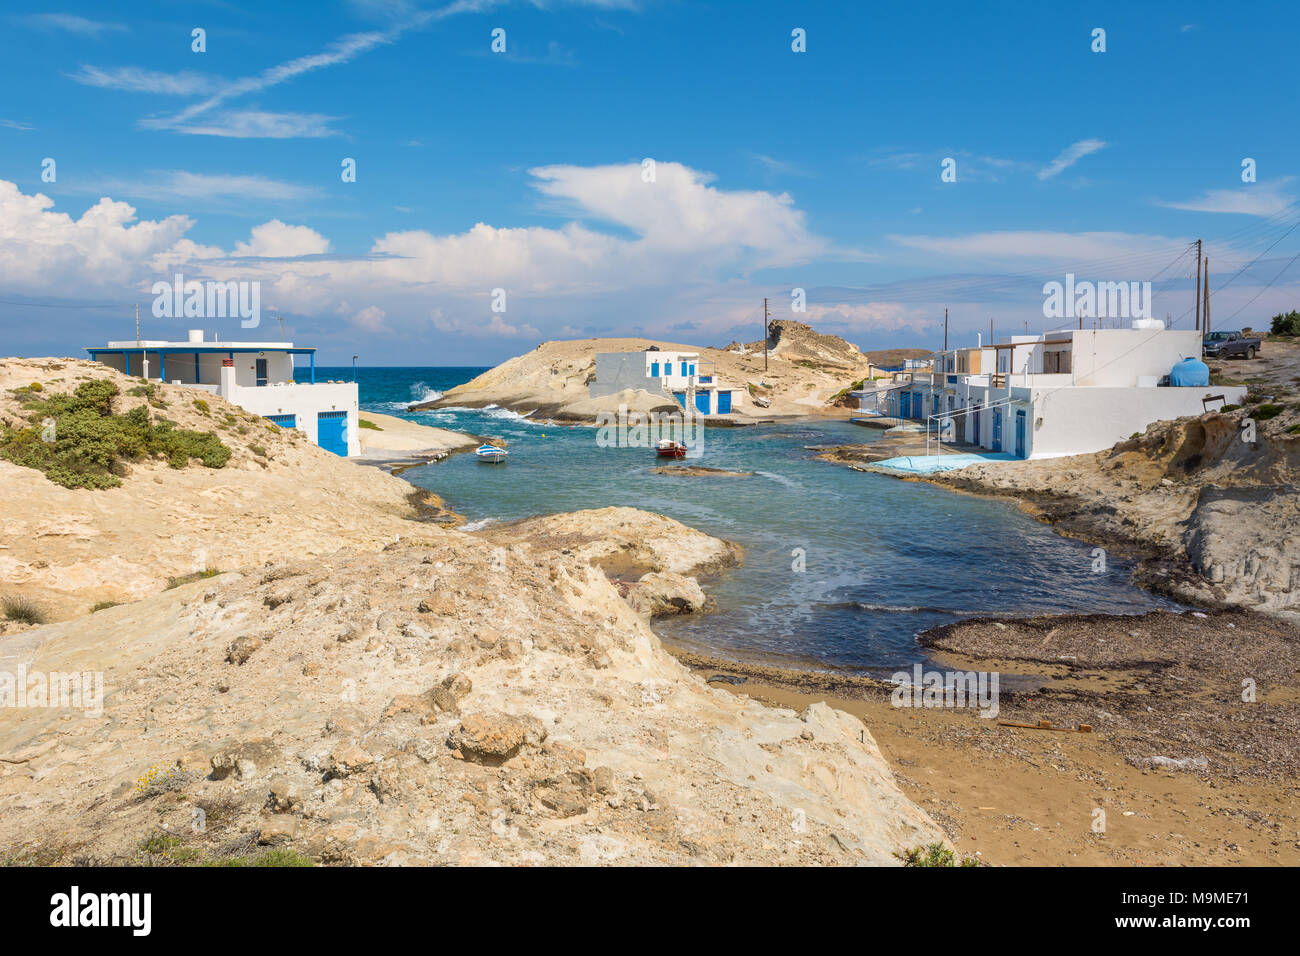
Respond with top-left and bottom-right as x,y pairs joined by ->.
992,410 -> 1003,452
694,391 -> 710,414
673,392 -> 687,408
1015,410 -> 1026,458
650,362 -> 659,377
717,390 -> 732,414
317,411 -> 348,456
255,358 -> 268,386
912,393 -> 923,418
266,414 -> 296,430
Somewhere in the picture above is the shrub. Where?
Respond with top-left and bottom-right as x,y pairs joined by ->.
192,399 -> 210,413
0,380 -> 231,488
358,418 -> 382,430
1219,404 -> 1241,413
89,600 -> 120,613
165,569 -> 219,590
28,382 -> 42,392
207,848 -> 313,867
248,444 -> 267,457
894,842 -> 982,867
1252,403 -> 1283,421
2,595 -> 47,625
1269,310 -> 1300,336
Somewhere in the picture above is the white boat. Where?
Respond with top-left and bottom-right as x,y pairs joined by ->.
475,443 -> 508,463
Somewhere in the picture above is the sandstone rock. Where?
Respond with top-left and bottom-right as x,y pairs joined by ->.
626,571 -> 709,618
257,816 -> 297,845
266,776 -> 300,813
225,635 -> 263,665
447,713 -> 547,765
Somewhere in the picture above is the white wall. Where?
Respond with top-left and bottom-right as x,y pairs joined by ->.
225,381 -> 360,456
1068,329 -> 1202,387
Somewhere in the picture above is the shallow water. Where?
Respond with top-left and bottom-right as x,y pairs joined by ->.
308,367 -> 1180,676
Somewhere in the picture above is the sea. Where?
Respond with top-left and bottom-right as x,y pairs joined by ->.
300,366 -> 1179,676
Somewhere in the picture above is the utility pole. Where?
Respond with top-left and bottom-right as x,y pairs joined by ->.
1196,257 -> 1206,340
135,303 -> 140,346
763,297 -> 770,372
943,308 -> 948,350
1194,239 -> 1203,331
988,318 -> 993,344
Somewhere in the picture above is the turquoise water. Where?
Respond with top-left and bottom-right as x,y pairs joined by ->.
306,367 -> 1179,675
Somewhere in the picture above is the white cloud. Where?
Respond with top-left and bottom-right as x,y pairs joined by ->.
23,14 -> 126,36
0,181 -> 192,295
77,171 -> 319,205
0,119 -> 32,130
352,305 -> 388,331
69,65 -> 216,96
889,229 -> 1185,263
1156,178 -> 1295,217
1037,139 -> 1106,180
232,220 -> 332,258
143,110 -> 341,139
0,163 -> 830,341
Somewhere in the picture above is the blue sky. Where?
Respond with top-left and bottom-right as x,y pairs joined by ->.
3,0 -> 1299,364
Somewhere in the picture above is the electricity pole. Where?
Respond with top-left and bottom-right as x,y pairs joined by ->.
134,303 -> 140,345
943,308 -> 948,350
1194,239 -> 1203,331
1196,260 -> 1206,338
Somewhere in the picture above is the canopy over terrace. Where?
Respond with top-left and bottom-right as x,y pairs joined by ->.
85,342 -> 317,384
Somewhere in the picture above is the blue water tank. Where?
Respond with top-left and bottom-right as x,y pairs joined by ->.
1169,356 -> 1210,387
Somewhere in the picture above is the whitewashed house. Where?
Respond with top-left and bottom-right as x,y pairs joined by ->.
87,330 -> 360,456
886,326 -> 1246,459
589,348 -> 739,415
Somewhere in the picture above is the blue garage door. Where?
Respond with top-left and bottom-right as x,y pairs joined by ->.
694,391 -> 710,415
317,410 -> 348,456
265,414 -> 296,429
1015,410 -> 1026,458
717,390 -> 732,414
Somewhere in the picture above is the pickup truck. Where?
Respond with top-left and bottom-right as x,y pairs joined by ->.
1202,330 -> 1261,359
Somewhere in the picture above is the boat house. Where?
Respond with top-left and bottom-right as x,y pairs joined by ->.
876,325 -> 1246,460
589,348 -> 739,415
87,330 -> 360,456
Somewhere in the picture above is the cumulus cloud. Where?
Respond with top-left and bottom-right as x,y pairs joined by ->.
0,162 -> 830,342
232,220 -> 331,258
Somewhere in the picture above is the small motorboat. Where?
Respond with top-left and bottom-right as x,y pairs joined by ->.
655,439 -> 687,459
475,443 -> 508,463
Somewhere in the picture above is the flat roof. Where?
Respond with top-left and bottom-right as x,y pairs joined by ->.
89,342 -> 315,353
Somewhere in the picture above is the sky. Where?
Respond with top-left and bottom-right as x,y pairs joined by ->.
2,0 -> 1300,364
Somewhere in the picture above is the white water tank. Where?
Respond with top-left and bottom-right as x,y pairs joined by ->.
188,329 -> 204,343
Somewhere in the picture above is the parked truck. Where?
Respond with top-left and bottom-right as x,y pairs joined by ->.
1202,330 -> 1261,359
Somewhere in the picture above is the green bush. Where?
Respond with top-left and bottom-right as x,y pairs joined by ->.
192,399 -> 210,413
1252,403 -> 1283,421
894,842 -> 981,867
0,380 -> 231,488
1269,310 -> 1300,336
89,601 -> 120,613
358,418 -> 382,431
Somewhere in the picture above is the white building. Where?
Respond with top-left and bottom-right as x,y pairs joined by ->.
87,330 -> 360,456
883,326 -> 1246,459
589,349 -> 739,415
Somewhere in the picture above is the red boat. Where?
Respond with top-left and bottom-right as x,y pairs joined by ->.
655,439 -> 687,458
